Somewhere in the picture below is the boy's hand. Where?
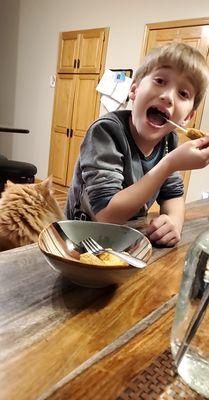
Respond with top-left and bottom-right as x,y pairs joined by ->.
146,214 -> 181,247
168,136 -> 209,172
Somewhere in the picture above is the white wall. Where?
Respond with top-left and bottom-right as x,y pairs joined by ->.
0,0 -> 20,155
1,0 -> 209,202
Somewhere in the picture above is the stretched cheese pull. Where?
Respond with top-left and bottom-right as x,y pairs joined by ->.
164,117 -> 206,140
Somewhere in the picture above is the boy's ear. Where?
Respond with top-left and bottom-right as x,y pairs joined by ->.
129,82 -> 137,101
181,110 -> 196,126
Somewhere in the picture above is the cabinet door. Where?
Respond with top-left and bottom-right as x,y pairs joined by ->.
66,74 -> 100,184
58,32 -> 79,73
48,75 -> 76,184
48,129 -> 71,185
53,74 -> 76,131
58,28 -> 107,73
77,29 -> 105,73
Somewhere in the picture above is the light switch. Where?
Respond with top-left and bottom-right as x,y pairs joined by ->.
50,74 -> 56,88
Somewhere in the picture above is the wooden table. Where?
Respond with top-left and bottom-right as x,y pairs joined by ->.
1,199 -> 209,400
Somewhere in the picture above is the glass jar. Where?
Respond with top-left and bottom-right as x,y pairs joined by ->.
171,229 -> 209,398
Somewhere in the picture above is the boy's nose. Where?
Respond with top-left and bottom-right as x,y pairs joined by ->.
159,91 -> 173,106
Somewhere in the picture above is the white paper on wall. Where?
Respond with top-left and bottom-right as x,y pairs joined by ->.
100,95 -> 121,112
96,69 -> 117,96
111,76 -> 132,104
96,69 -> 133,109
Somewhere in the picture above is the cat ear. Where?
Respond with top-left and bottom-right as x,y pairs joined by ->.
38,176 -> 53,192
6,180 -> 15,187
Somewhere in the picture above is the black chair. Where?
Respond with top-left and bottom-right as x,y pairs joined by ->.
0,154 -> 37,194
0,126 -> 37,194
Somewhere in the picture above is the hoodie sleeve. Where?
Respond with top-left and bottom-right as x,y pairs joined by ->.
80,117 -> 128,214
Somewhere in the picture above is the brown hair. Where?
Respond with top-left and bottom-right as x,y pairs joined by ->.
134,42 -> 209,110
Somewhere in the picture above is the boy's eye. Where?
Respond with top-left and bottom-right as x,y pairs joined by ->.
154,77 -> 165,85
179,89 -> 190,99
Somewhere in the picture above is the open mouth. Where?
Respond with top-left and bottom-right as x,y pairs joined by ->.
147,107 -> 169,127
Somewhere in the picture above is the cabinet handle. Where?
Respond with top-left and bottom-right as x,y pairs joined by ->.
66,128 -> 73,138
77,59 -> 80,68
73,59 -> 77,68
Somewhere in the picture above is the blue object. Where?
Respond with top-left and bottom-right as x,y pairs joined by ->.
115,72 -> 126,82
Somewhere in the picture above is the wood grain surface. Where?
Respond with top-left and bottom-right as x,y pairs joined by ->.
46,309 -> 175,400
0,200 -> 209,400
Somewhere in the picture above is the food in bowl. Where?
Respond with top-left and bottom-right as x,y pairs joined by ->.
80,250 -> 128,266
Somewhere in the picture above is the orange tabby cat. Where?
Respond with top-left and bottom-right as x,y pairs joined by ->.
0,176 -> 65,251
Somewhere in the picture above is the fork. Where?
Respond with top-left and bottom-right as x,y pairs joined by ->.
163,117 -> 187,134
82,237 -> 147,269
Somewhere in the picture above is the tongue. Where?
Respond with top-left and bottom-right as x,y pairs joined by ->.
147,109 -> 165,126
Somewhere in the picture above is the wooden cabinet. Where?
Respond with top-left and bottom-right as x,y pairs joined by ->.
48,27 -> 109,186
57,28 -> 106,74
48,74 -> 100,185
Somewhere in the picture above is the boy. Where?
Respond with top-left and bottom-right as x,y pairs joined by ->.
65,42 -> 209,247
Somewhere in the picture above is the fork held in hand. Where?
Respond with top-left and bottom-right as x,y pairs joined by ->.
82,237 -> 147,269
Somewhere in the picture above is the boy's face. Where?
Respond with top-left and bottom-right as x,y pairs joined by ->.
129,66 -> 195,148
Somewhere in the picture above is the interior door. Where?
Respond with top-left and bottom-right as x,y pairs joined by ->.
66,74 -> 100,184
48,75 -> 76,184
143,22 -> 209,130
142,19 -> 209,202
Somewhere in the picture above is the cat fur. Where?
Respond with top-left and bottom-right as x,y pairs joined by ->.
0,177 -> 65,251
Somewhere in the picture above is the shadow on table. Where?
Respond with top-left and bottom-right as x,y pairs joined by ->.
51,275 -> 117,315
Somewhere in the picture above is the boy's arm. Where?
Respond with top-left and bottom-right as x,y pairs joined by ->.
96,155 -> 175,224
146,197 -> 185,246
96,136 -> 209,225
